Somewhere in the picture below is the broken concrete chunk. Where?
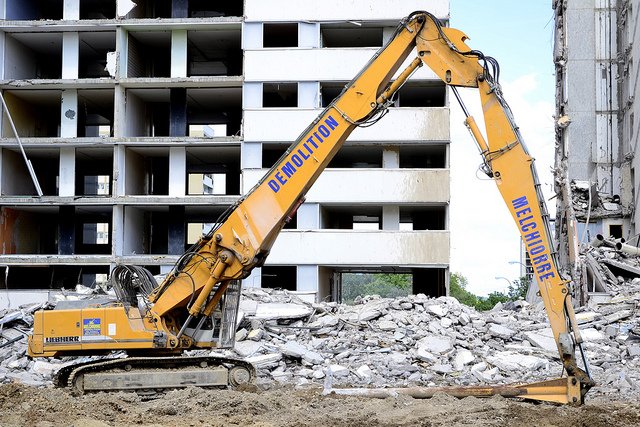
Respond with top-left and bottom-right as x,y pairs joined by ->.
377,320 -> 397,331
356,365 -> 373,380
328,364 -> 349,378
234,340 -> 262,357
453,349 -> 475,371
488,324 -> 516,340
425,305 -> 448,317
281,341 -> 308,359
416,335 -> 453,355
523,330 -> 558,353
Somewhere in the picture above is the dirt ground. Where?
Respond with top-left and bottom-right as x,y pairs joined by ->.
0,383 -> 638,427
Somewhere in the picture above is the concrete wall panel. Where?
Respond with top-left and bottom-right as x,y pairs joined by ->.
245,48 -> 439,82
242,169 -> 450,203
245,0 -> 449,22
266,230 -> 449,266
244,108 -> 449,142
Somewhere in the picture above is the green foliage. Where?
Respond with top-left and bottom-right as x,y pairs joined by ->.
342,273 -> 412,304
449,273 -> 530,311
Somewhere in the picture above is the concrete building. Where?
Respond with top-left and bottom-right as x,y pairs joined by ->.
0,0 -> 451,307
554,0 -> 638,294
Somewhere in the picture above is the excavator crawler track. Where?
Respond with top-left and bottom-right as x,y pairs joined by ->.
54,356 -> 256,394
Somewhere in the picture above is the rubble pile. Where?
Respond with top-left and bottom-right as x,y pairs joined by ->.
582,235 -> 640,295
571,180 -> 630,220
231,289 -> 640,397
0,284 -> 638,398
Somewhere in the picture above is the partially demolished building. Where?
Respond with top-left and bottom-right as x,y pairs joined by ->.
0,0 -> 451,307
554,0 -> 640,297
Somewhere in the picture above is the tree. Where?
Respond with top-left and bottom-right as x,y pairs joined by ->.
449,273 -> 527,311
449,273 -> 480,307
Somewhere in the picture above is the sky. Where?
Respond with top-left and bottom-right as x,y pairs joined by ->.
448,0 -> 556,295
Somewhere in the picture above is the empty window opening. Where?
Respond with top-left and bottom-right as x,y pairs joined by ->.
321,206 -> 382,230
341,272 -> 412,304
263,23 -> 298,48
1,148 -> 59,196
124,148 -> 169,195
320,82 -> 348,107
4,0 -> 63,20
395,82 -> 446,107
188,173 -> 226,195
189,1 -> 243,18
186,147 -> 241,196
262,145 -> 288,168
124,0 -> 171,18
78,89 -> 114,137
413,268 -> 446,297
0,207 -> 58,254
263,83 -> 298,108
609,224 -> 623,239
82,223 -> 110,245
188,124 -> 228,137
320,26 -> 384,48
80,0 -> 115,19
1,90 -> 60,137
399,145 -> 446,168
83,175 -> 110,195
3,33 -> 62,79
125,89 -> 171,137
187,87 -> 242,137
79,32 -> 116,78
187,30 -> 242,76
127,31 -> 171,78
400,206 -> 446,231
328,146 -> 382,168
76,148 -> 113,196
0,265 -> 111,290
261,266 -> 297,291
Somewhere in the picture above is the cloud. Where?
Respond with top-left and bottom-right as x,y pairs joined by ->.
450,73 -> 555,296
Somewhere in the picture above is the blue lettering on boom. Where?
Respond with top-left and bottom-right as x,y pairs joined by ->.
510,195 -> 556,283
267,115 -> 340,194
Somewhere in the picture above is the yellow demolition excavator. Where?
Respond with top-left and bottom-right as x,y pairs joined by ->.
28,11 -> 594,404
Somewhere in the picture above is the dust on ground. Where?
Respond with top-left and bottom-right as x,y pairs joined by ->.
0,384 -> 638,427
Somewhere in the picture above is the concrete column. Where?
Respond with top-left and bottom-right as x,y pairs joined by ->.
298,82 -> 319,108
382,205 -> 400,230
169,146 -> 186,196
241,142 -> 262,170
62,32 -> 79,79
113,85 -> 126,138
58,206 -> 75,255
169,88 -> 187,137
382,147 -> 400,168
59,147 -> 75,197
63,0 -> 80,20
112,204 -> 124,256
171,30 -> 188,78
168,206 -> 185,255
61,89 -> 78,138
297,265 -> 319,293
299,22 -> 319,48
297,203 -> 320,229
242,22 -> 263,49
112,144 -> 126,197
243,82 -> 262,109
115,28 -> 128,79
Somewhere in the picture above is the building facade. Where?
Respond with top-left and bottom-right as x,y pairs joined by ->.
554,0 -> 639,294
0,0 -> 451,307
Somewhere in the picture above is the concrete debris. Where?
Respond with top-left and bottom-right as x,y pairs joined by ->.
1,285 -> 639,400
